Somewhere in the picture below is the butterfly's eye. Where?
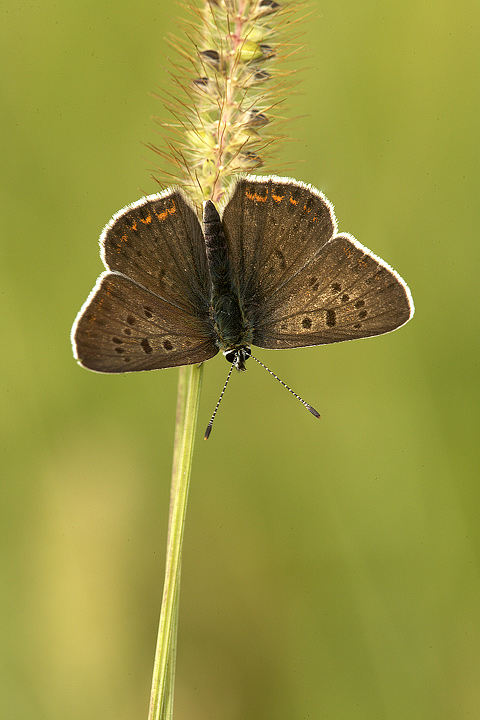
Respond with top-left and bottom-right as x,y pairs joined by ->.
224,349 -> 237,364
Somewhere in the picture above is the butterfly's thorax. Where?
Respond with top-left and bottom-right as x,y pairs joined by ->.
203,200 -> 253,353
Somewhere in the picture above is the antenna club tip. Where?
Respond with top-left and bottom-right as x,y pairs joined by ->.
204,425 -> 212,440
307,405 -> 321,419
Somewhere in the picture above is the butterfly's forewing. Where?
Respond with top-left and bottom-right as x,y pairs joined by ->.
72,191 -> 217,372
102,190 -> 210,312
221,176 -> 336,304
221,175 -> 414,349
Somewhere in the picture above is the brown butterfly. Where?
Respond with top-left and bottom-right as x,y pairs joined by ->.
72,175 -> 414,434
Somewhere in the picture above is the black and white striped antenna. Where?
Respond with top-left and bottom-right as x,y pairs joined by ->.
204,354 -> 320,439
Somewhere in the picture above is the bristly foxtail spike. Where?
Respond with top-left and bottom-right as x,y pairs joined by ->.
249,354 -> 321,419
204,361 -> 236,440
149,0 -> 307,206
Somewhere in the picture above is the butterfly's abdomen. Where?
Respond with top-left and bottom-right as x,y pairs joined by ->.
203,200 -> 252,352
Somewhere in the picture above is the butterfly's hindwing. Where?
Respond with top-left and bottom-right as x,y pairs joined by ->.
251,233 -> 414,348
72,272 -> 218,372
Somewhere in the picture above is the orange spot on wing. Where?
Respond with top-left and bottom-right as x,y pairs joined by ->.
140,213 -> 152,224
272,192 -> 285,203
289,196 -> 299,205
245,189 -> 268,202
156,200 -> 177,221
116,233 -> 129,252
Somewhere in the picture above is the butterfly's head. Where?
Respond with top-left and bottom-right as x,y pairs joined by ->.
223,346 -> 251,372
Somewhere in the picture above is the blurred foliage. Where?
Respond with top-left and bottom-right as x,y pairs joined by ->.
1,1 -> 479,719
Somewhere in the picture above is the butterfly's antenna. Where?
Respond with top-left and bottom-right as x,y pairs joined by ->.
250,354 -> 321,419
204,361 -> 235,439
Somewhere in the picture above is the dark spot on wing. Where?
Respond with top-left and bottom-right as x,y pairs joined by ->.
141,338 -> 153,354
326,309 -> 336,327
126,315 -> 136,325
163,340 -> 173,351
302,317 -> 312,329
143,306 -> 153,319
331,282 -> 341,292
341,293 -> 350,302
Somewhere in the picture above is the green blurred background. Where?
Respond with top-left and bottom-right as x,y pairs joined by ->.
2,1 -> 479,718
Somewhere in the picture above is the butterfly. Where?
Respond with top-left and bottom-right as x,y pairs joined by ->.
71,175 -> 414,432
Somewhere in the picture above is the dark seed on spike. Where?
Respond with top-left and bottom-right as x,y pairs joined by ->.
255,0 -> 281,17
199,49 -> 224,71
244,110 -> 269,128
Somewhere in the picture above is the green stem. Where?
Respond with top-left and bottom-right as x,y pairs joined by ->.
148,363 -> 204,720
